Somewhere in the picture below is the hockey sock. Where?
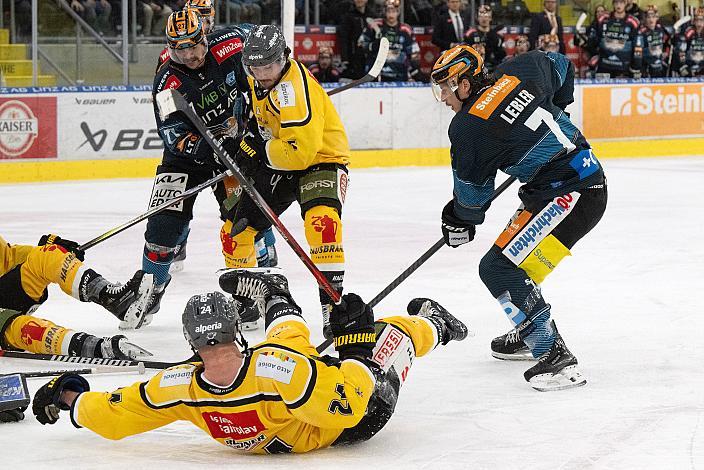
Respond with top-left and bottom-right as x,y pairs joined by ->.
518,306 -> 555,358
220,220 -> 257,268
255,232 -> 270,267
3,315 -> 74,355
142,242 -> 175,285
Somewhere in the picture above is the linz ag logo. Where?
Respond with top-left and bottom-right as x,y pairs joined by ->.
212,38 -> 243,64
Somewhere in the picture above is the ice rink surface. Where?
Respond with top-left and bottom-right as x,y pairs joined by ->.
1,157 -> 703,469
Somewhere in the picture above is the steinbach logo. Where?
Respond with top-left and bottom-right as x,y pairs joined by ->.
610,87 -> 632,116
610,85 -> 704,116
0,100 -> 38,157
212,38 -> 243,64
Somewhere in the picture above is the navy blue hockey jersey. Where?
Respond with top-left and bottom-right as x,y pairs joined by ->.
448,50 -> 604,224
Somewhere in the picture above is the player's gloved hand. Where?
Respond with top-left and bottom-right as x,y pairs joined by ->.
630,68 -> 642,79
441,200 -> 475,248
32,373 -> 89,425
0,407 -> 26,423
236,131 -> 266,176
37,234 -> 85,261
330,293 -> 376,360
679,64 -> 690,77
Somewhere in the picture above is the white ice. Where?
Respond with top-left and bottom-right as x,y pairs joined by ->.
1,158 -> 703,469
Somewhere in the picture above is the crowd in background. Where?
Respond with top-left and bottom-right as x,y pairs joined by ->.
303,0 -> 704,81
8,0 -> 704,80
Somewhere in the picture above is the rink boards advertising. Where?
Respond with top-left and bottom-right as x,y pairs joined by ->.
0,79 -> 702,182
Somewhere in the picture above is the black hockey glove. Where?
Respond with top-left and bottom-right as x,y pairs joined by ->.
236,131 -> 266,176
33,373 -> 89,425
37,234 -> 85,261
441,200 -> 475,248
0,408 -> 26,423
330,293 -> 376,361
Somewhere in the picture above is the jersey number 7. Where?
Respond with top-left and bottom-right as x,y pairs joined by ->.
524,107 -> 576,152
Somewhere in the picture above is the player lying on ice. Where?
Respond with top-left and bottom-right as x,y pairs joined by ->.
0,234 -> 153,361
32,269 -> 468,452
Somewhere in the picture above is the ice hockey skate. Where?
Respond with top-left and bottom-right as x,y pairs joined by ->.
491,329 -> 534,361
218,267 -> 291,330
120,276 -> 165,330
100,335 -> 153,360
89,270 -> 155,331
523,328 -> 586,392
407,298 -> 470,345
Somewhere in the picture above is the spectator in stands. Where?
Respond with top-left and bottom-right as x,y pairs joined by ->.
339,0 -> 374,79
675,7 -> 704,77
512,33 -> 530,57
359,0 -> 420,81
639,4 -> 671,77
14,0 -> 32,40
591,0 -> 642,78
432,0 -> 470,52
138,0 -> 173,37
70,0 -> 113,35
528,0 -> 565,54
463,5 -> 505,72
575,4 -> 607,57
226,0 -> 261,24
308,47 -> 341,82
538,33 -> 561,52
259,0 -> 280,24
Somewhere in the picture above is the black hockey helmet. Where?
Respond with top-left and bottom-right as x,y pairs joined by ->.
241,24 -> 290,74
430,44 -> 487,101
182,292 -> 247,351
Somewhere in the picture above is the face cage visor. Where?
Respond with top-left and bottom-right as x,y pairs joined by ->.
431,74 -> 460,102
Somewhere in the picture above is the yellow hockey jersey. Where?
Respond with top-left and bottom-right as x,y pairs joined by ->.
0,235 -> 32,277
248,59 -> 351,171
70,316 -> 376,453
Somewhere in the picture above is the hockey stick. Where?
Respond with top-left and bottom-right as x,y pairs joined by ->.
666,15 -> 691,77
328,37 -> 389,96
156,89 -> 342,304
19,363 -> 146,379
78,43 -> 389,253
0,349 -> 198,370
315,175 -> 518,353
79,171 -> 231,251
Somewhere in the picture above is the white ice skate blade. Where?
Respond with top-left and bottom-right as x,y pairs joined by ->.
492,350 -> 536,361
119,274 -> 155,331
528,365 -> 587,392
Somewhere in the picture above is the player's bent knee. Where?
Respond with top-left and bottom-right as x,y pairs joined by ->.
516,235 -> 571,284
145,214 -> 190,247
221,220 -> 257,268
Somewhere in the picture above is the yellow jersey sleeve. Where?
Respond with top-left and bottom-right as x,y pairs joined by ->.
249,60 -> 350,171
0,235 -> 32,277
70,364 -> 199,440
